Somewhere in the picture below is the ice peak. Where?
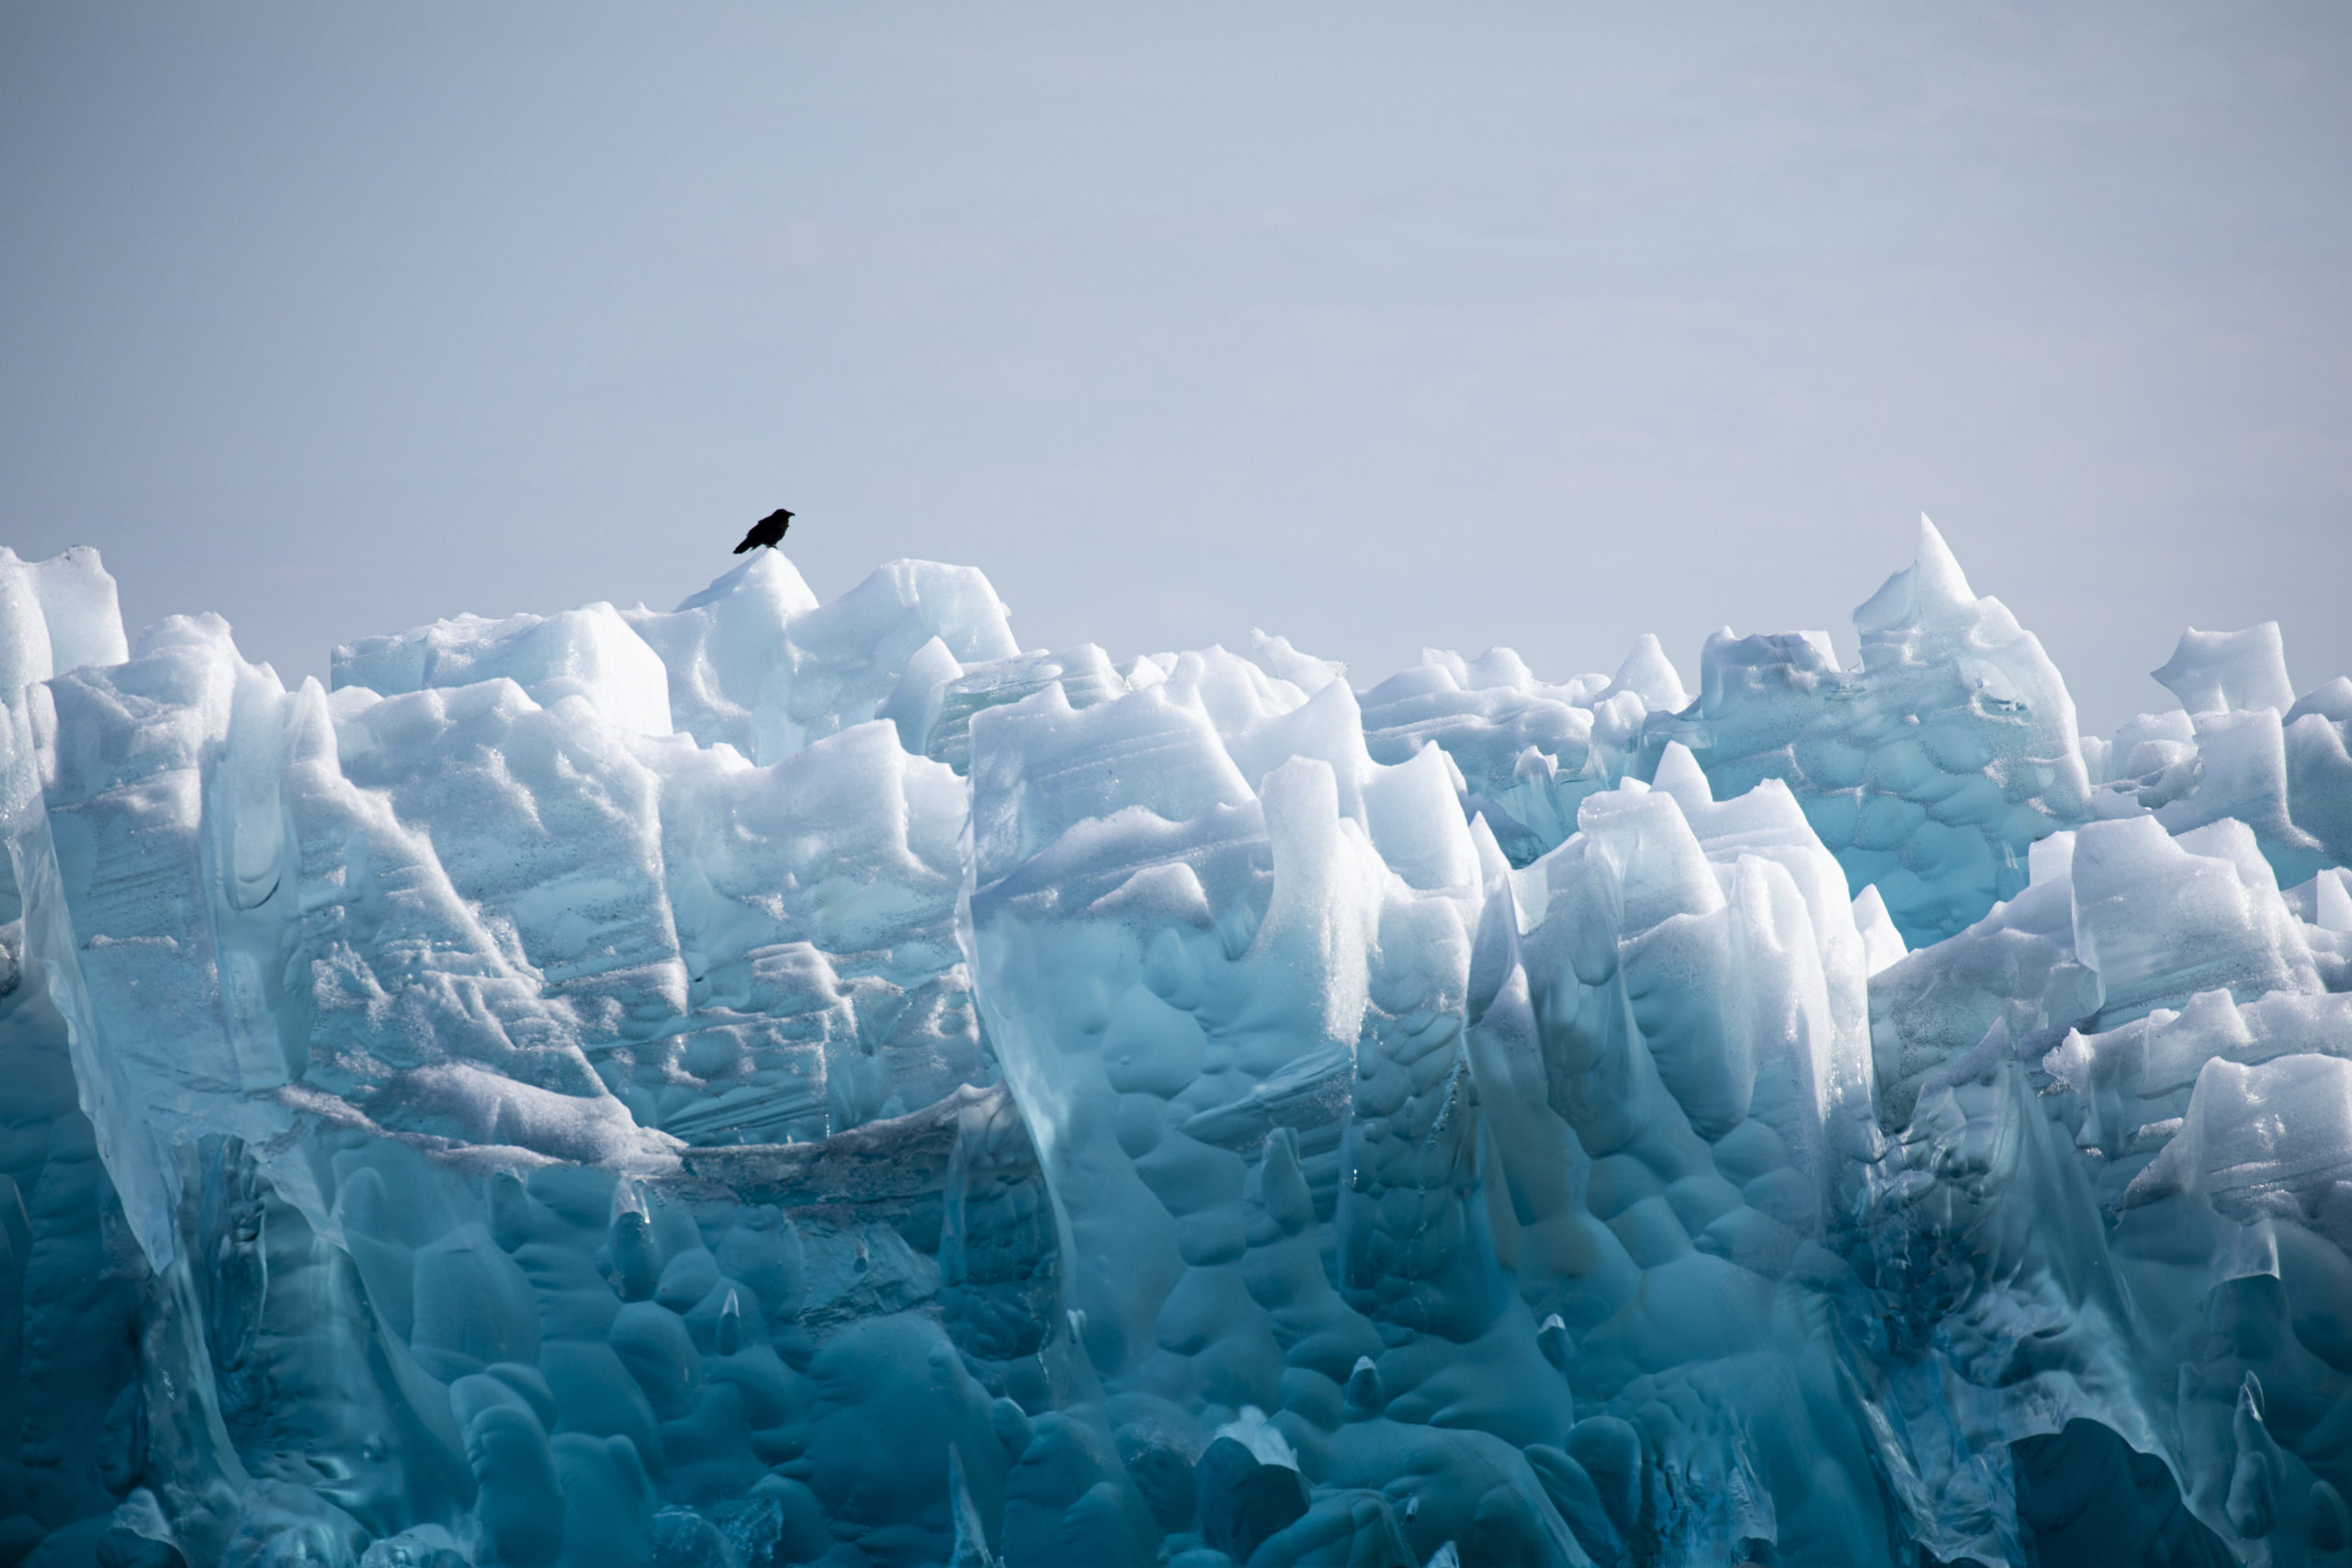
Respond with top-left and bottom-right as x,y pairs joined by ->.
1652,739 -> 1715,813
672,546 -> 820,617
1911,513 -> 1975,604
1606,631 -> 1690,712
1852,513 -> 1979,636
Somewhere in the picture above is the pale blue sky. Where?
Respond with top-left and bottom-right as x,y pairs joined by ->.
3,3 -> 2346,735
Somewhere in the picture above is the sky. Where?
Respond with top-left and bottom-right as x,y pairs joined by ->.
2,3 -> 2346,737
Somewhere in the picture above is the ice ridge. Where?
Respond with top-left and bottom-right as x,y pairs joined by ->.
0,523 -> 2348,1568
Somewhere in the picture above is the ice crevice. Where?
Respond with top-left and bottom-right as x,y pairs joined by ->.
0,523 -> 2348,1567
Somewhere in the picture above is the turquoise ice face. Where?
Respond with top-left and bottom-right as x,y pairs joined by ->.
2,527 -> 2347,1568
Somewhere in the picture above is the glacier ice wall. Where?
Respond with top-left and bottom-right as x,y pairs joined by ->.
0,525 -> 2348,1568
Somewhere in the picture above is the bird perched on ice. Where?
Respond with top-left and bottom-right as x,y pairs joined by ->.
733,508 -> 795,553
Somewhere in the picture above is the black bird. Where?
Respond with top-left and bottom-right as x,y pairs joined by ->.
733,508 -> 795,553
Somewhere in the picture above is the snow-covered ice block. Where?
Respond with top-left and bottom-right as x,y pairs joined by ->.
738,559 -> 1020,764
625,551 -> 820,755
2153,623 -> 2298,718
1353,636 -> 1680,867
335,602 -> 675,736
2128,1053 -> 2352,1220
1644,517 -> 2095,949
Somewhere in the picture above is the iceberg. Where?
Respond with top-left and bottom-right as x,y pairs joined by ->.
0,521 -> 2346,1568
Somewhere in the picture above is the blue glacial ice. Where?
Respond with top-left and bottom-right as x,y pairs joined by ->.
1,520 -> 2349,1568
